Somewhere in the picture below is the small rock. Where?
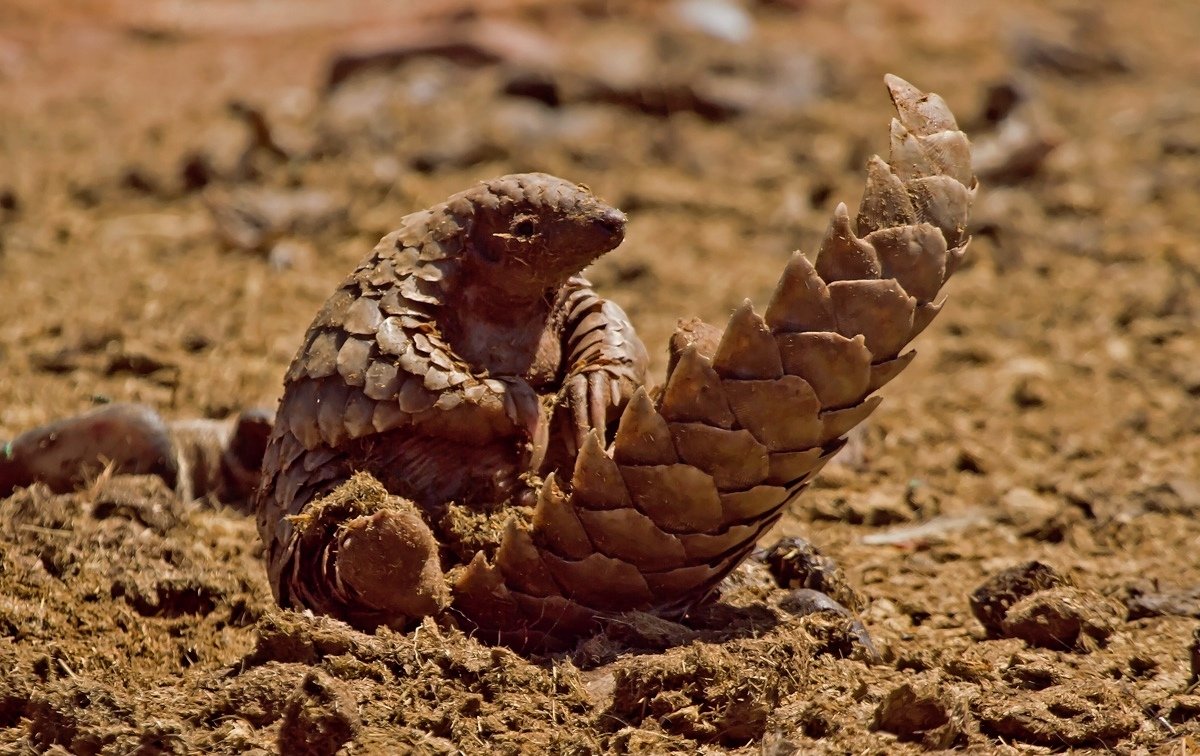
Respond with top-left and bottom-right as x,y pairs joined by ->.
977,683 -> 1139,747
268,239 -> 315,271
206,187 -> 348,253
1123,583 -> 1200,620
762,536 -> 861,610
120,165 -> 163,195
104,349 -> 179,380
969,561 -> 1068,637
1011,13 -> 1130,78
1011,374 -> 1051,408
672,0 -> 754,43
824,489 -> 914,526
1140,478 -> 1200,515
997,486 -> 1070,540
1000,586 -> 1117,650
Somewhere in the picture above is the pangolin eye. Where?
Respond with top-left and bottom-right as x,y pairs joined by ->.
512,216 -> 537,239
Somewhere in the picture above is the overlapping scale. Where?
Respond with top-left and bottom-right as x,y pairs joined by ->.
659,348 -> 736,427
827,279 -> 916,361
531,474 -> 593,559
612,388 -> 677,466
711,302 -> 783,380
775,332 -> 873,409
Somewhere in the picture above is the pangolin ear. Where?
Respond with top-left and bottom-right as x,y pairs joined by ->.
470,227 -> 504,263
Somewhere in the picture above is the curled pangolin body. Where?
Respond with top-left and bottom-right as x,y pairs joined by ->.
257,75 -> 976,648
256,172 -> 649,630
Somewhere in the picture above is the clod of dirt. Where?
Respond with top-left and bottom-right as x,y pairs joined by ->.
25,679 -> 141,754
110,573 -> 223,618
179,150 -> 217,192
872,677 -> 966,749
576,78 -> 744,122
970,81 -> 1063,185
1000,586 -> 1118,650
89,474 -> 180,534
205,665 -> 309,728
104,349 -> 179,382
0,186 -> 19,216
601,611 -> 700,651
277,670 -> 359,756
969,561 -> 1069,637
324,20 -> 559,93
605,634 -> 812,746
1163,696 -> 1200,727
976,683 -> 1140,747
815,489 -> 916,526
1002,651 -> 1065,690
241,610 -> 386,669
762,536 -> 862,610
0,648 -> 29,728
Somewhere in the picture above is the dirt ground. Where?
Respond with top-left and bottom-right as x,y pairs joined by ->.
2,0 -> 1199,753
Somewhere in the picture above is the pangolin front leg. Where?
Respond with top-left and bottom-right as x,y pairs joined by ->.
452,75 -> 976,648
539,281 -> 648,474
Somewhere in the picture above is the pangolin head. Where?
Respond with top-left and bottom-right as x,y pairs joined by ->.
464,172 -> 626,297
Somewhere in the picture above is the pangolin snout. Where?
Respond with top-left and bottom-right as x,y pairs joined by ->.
594,206 -> 627,237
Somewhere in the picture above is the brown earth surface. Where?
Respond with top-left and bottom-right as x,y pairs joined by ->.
2,0 -> 1200,753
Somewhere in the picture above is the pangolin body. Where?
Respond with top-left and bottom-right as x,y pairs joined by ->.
254,172 -> 651,632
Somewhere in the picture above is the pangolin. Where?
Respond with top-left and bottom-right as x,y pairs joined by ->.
0,76 -> 975,650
